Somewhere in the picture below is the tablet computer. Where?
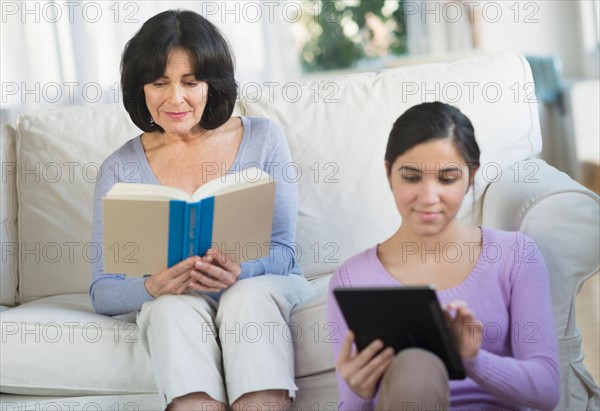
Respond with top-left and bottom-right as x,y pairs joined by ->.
333,286 -> 466,380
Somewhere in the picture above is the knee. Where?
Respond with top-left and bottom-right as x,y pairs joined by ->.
217,277 -> 289,326
382,348 -> 448,393
219,277 -> 279,310
396,348 -> 445,370
138,294 -> 214,327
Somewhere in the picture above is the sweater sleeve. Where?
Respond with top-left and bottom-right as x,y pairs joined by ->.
463,233 -> 560,410
327,266 -> 377,411
88,148 -> 155,316
238,119 -> 302,279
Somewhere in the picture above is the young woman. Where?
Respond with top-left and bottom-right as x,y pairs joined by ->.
327,102 -> 560,411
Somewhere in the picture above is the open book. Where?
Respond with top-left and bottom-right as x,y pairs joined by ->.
103,167 -> 275,276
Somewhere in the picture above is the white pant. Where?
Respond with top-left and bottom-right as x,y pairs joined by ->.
136,274 -> 315,408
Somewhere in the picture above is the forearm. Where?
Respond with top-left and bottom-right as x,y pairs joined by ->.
238,241 -> 301,279
464,349 -> 560,410
89,275 -> 154,316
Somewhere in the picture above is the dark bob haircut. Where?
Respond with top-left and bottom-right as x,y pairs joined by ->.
385,102 -> 480,181
121,10 -> 237,132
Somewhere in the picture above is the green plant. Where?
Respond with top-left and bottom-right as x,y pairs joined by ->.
300,0 -> 408,72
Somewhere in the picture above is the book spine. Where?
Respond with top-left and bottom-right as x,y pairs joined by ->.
198,196 -> 215,256
167,200 -> 186,267
192,201 -> 202,259
182,202 -> 199,259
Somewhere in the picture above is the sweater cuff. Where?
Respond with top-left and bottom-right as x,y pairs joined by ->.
136,276 -> 156,302
462,349 -> 488,378
239,260 -> 264,280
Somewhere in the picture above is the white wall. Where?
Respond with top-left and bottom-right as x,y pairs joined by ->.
475,0 -> 593,79
3,0 -> 598,127
0,1 -> 301,125
472,0 -> 600,180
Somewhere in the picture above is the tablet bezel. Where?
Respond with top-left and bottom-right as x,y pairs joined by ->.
333,286 -> 466,380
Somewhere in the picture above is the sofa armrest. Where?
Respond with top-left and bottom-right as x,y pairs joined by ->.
482,159 -> 599,331
1,123 -> 18,307
481,159 -> 600,410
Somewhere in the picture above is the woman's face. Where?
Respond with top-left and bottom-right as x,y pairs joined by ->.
143,48 -> 208,135
387,138 -> 475,238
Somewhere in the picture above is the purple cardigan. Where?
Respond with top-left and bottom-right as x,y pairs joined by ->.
327,226 -> 560,411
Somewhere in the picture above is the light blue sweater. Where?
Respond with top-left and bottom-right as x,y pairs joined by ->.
90,117 -> 302,316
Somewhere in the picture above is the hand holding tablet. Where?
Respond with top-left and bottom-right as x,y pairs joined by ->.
333,286 -> 470,380
335,331 -> 396,399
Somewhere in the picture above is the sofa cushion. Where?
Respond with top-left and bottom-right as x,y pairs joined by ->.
295,372 -> 339,410
0,393 -> 163,411
0,294 -> 156,395
240,52 -> 542,279
0,277 -> 334,395
293,274 -> 335,378
1,124 -> 18,307
15,105 -> 141,302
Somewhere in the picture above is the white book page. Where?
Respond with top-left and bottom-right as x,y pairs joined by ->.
106,183 -> 191,201
191,167 -> 271,201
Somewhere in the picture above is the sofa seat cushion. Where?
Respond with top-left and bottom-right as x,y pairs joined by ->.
0,393 -> 163,411
0,294 -> 156,396
0,374 -> 339,411
1,277 -> 334,396
294,274 -> 335,378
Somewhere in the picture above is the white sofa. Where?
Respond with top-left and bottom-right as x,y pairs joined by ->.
1,52 -> 599,410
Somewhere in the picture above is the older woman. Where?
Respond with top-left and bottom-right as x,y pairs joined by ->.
89,10 -> 314,411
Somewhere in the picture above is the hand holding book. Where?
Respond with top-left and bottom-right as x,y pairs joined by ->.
144,249 -> 242,297
144,255 -> 202,298
189,248 -> 242,292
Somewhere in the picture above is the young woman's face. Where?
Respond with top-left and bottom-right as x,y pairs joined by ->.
387,138 -> 475,237
143,48 -> 208,135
